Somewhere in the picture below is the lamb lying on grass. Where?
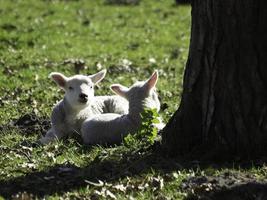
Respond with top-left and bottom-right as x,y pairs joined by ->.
81,70 -> 164,145
39,70 -> 128,144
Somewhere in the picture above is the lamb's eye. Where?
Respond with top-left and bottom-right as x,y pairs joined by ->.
86,82 -> 93,89
68,86 -> 73,90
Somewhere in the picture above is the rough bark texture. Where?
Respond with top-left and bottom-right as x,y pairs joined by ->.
162,0 -> 267,159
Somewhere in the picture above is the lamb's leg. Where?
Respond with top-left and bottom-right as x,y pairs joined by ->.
39,127 -> 65,144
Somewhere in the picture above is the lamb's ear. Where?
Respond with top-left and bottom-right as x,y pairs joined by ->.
144,70 -> 158,90
89,69 -> 107,85
49,72 -> 68,89
110,84 -> 129,98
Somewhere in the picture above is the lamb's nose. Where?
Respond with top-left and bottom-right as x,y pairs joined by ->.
79,93 -> 88,101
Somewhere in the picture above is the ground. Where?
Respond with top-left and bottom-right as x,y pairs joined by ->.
0,0 -> 267,199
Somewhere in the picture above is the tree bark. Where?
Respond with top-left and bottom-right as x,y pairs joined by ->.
162,0 -> 267,159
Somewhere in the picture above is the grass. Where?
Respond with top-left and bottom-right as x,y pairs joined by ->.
0,0 -> 267,199
0,0 -> 190,122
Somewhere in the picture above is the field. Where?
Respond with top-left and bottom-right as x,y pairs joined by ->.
0,0 -> 267,199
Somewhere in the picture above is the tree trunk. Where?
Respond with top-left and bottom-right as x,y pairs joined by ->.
162,0 -> 267,159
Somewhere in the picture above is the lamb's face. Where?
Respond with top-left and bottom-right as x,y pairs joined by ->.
111,70 -> 159,110
127,81 -> 149,101
144,87 -> 160,112
65,75 -> 94,108
127,82 -> 160,111
49,70 -> 106,110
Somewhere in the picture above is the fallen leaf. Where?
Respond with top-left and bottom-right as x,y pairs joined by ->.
113,184 -> 127,192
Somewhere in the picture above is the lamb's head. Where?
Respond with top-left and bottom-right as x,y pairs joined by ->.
49,70 -> 106,109
110,70 -> 160,111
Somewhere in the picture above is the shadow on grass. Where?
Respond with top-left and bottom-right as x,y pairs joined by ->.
1,113 -> 267,198
1,143 -> 267,199
186,182 -> 267,200
0,145 -> 179,198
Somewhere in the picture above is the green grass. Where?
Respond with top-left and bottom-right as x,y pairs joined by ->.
1,0 -> 266,199
0,0 -> 190,123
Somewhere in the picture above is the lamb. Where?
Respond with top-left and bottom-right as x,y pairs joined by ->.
39,69 -> 128,144
81,70 -> 164,145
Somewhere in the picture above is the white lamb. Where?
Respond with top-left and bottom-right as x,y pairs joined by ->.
81,70 -> 164,145
39,69 -> 128,144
